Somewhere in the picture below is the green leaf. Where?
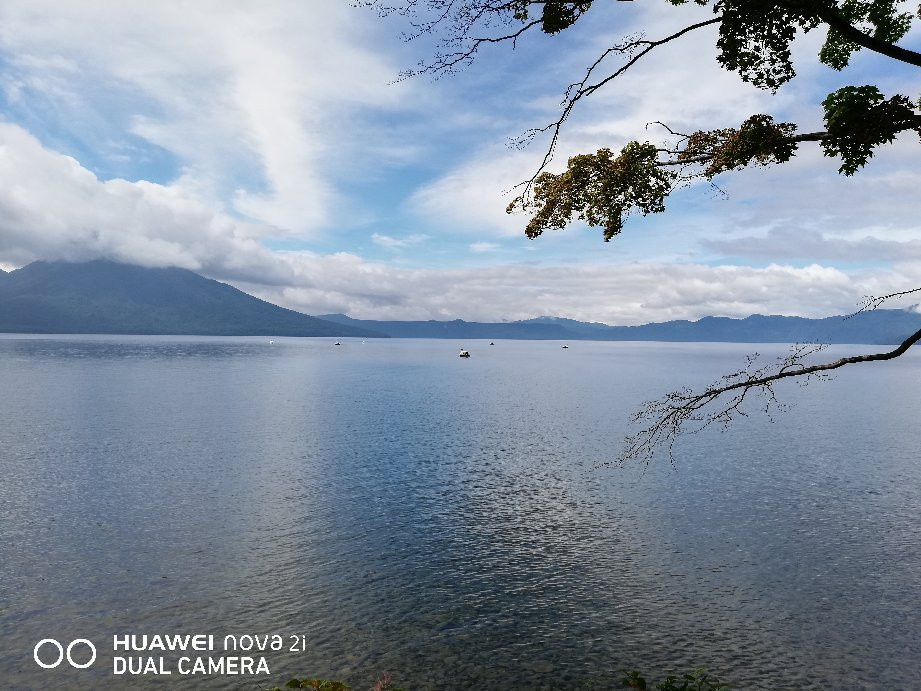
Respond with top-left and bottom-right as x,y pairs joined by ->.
822,85 -> 920,174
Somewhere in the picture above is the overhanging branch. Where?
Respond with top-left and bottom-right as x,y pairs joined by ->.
513,16 -> 723,189
617,325 -> 921,465
655,129 -> 827,167
814,5 -> 921,68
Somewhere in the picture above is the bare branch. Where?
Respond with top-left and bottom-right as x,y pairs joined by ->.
510,16 -> 722,192
373,1 -> 577,79
614,325 -> 921,466
647,121 -> 692,139
400,17 -> 544,78
855,287 -> 921,314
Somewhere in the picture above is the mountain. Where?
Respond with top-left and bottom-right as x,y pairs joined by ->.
320,310 -> 921,345
0,260 -> 384,337
590,312 -> 921,345
317,314 -> 573,339
3,259 -> 918,344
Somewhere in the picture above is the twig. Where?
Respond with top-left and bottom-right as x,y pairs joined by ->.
613,325 -> 921,466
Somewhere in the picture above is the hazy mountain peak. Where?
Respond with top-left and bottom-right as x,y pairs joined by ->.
0,260 -> 384,337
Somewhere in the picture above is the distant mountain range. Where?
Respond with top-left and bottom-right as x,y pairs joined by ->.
1,260 -> 919,344
318,311 -> 921,345
0,260 -> 382,337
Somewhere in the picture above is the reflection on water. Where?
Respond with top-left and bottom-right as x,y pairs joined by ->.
0,335 -> 919,689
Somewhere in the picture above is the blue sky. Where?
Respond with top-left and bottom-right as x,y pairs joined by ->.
0,1 -> 918,323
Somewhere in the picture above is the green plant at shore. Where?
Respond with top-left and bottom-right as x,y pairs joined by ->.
267,672 -> 405,691
622,667 -> 729,690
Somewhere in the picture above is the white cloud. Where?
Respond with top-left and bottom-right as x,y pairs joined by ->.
0,1 -> 917,329
371,233 -> 404,249
470,242 -> 500,253
1,119 -> 913,325
409,146 -> 543,236
0,0 -> 415,237
0,123 -> 288,283
705,226 -> 921,263
244,255 -> 897,325
371,232 -> 430,249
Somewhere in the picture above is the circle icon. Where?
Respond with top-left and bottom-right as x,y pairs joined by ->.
33,638 -> 96,669
33,639 -> 64,669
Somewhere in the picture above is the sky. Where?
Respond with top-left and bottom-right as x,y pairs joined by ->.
0,0 -> 918,324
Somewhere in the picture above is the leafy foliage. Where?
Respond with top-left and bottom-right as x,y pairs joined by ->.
713,0 -> 818,90
267,673 -> 405,691
621,667 -> 730,690
507,0 -> 919,235
821,85 -> 921,174
509,113 -> 809,240
675,0 -> 914,87
374,0 -> 921,223
819,0 -> 913,68
500,0 -> 919,235
680,114 -> 798,175
511,1 -> 595,34
510,143 -> 675,241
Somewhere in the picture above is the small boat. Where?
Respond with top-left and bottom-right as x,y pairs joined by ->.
562,344 -> 569,349
458,349 -> 471,358
489,342 -> 495,346
334,341 -> 341,346
269,339 -> 275,345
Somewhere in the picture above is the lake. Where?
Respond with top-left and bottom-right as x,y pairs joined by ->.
0,335 -> 919,689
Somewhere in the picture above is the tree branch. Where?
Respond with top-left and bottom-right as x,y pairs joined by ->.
855,287 -> 921,313
654,130 -> 827,166
814,5 -> 921,68
512,17 -> 723,190
617,326 -> 921,465
402,17 -> 544,77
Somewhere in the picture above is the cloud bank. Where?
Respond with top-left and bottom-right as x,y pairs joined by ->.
0,1 -> 917,325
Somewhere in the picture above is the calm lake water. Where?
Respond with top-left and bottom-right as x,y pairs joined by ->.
0,335 -> 919,690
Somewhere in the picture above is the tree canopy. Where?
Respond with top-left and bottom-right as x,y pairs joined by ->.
372,0 -> 919,233
372,0 -> 921,461
419,0 -> 921,241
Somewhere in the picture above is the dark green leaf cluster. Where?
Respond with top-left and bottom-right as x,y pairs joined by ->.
400,0 -> 920,238
713,0 -> 820,90
821,85 -> 921,174
681,114 -> 798,176
268,673 -> 405,691
511,143 -> 676,241
675,0 -> 913,88
622,667 -> 730,690
819,0 -> 912,69
511,1 -> 594,34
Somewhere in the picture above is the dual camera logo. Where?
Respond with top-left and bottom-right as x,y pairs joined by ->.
33,639 -> 97,669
